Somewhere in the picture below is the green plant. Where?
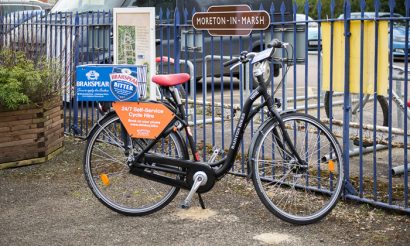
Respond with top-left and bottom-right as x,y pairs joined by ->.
0,49 -> 61,110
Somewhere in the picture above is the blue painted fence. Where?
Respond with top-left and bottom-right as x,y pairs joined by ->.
0,0 -> 409,213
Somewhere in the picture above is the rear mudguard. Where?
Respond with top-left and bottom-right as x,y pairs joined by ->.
246,109 -> 296,179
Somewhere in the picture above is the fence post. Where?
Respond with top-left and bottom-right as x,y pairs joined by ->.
404,0 -> 409,209
71,13 -> 81,135
174,8 -> 181,74
342,0 -> 353,192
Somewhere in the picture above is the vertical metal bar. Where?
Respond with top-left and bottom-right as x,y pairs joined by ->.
316,0 -> 323,188
259,19 -> 264,133
81,12 -> 90,134
68,13 -> 73,132
72,13 -> 80,135
62,13 -> 67,133
91,12 -> 95,128
404,0 -> 409,209
31,11 -> 34,58
359,0 -> 366,198
304,1 -> 309,114
293,2 -> 297,111
248,28 -> 253,166
12,12 -> 16,51
54,11 -> 57,59
166,9 -> 171,75
329,0 -> 335,169
108,10 -> 112,64
84,12 -> 89,135
40,13 -> 44,57
159,8 -> 163,73
372,0 -> 380,201
270,3 -> 275,97
280,3 -> 287,110
192,8 -> 198,143
202,29 -> 206,161
0,14 -> 3,49
97,11 -> 101,64
183,8 -> 189,124
210,35 -> 215,147
328,0 -> 335,189
229,35 -> 234,170
220,35 -> 225,152
18,13 -> 22,51
239,35 -> 245,173
317,1 -> 322,118
343,0 -> 352,184
304,1 -> 309,178
387,0 -> 396,205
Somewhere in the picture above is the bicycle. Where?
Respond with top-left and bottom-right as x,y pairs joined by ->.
83,39 -> 345,225
324,65 -> 410,147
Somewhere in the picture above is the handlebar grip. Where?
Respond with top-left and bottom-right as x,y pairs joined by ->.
223,57 -> 241,67
267,39 -> 283,48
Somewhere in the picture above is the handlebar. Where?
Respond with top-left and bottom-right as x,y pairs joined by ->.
267,39 -> 285,49
223,39 -> 287,68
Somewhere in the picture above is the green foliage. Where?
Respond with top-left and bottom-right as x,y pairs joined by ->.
0,50 -> 61,110
295,0 -> 406,19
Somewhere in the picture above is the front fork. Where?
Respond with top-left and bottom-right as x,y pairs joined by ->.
262,87 -> 307,169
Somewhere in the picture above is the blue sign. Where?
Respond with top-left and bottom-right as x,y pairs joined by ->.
76,64 -> 148,102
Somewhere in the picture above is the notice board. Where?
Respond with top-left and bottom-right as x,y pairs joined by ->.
113,8 -> 156,100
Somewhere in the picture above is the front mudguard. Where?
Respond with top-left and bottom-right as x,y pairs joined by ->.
246,109 -> 296,179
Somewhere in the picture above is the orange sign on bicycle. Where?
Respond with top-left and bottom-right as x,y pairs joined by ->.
113,102 -> 175,139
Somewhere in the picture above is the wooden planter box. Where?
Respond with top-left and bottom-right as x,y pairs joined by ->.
0,98 -> 64,169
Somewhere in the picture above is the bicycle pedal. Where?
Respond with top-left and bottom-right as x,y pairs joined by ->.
180,171 -> 208,210
180,201 -> 191,209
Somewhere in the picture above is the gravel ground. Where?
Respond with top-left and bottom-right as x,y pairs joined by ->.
0,137 -> 409,246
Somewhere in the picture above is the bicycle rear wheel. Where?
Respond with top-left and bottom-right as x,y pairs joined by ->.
250,113 -> 344,225
84,113 -> 187,216
324,91 -> 388,146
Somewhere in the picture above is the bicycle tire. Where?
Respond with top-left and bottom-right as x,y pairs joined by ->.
84,112 -> 188,216
250,113 -> 344,225
324,91 -> 388,127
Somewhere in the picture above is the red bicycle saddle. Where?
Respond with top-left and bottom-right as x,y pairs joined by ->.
152,73 -> 190,87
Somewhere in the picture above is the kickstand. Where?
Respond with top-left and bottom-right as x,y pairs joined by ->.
198,193 -> 206,209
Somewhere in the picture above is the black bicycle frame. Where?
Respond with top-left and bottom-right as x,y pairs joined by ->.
130,70 -> 305,187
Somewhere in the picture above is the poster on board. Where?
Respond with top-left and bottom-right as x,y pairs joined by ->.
113,7 -> 156,100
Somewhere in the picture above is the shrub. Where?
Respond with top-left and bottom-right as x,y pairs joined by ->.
0,49 -> 61,110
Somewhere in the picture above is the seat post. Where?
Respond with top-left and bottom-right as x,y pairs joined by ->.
170,86 -> 182,106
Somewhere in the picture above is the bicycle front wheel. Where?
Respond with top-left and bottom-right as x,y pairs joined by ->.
250,113 -> 344,225
84,113 -> 187,216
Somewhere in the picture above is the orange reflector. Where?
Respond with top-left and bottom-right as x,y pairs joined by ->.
100,174 -> 110,186
328,160 -> 335,173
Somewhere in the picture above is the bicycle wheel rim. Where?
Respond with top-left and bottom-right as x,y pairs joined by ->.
253,114 -> 344,224
84,114 -> 182,215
